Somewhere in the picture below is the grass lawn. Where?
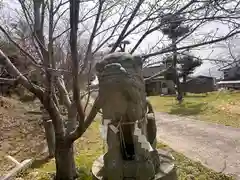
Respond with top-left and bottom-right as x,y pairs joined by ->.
148,90 -> 240,128
21,120 -> 234,180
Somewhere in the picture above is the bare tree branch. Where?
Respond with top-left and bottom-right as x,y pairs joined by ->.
130,0 -> 198,54
53,0 -> 69,15
69,0 -> 85,126
143,30 -> 240,59
68,96 -> 101,142
110,0 -> 145,52
56,78 -> 71,109
0,48 -> 43,98
93,4 -> 129,53
83,0 -> 104,70
0,25 -> 40,65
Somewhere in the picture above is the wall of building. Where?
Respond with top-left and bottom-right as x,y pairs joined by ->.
145,79 -> 175,96
184,77 -> 215,93
223,66 -> 240,80
161,80 -> 175,94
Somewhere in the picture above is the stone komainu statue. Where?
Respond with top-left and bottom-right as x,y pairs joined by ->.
92,52 -> 176,180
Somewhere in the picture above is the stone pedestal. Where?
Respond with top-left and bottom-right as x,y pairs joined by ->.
92,149 -> 177,180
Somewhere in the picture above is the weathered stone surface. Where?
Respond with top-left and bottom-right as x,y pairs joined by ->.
92,149 -> 176,180
93,52 -> 177,180
96,52 -> 146,124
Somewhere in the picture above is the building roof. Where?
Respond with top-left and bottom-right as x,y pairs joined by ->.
189,75 -> 214,79
195,75 -> 214,79
221,67 -> 232,71
222,66 -> 240,80
217,80 -> 240,84
143,65 -> 165,78
219,62 -> 240,71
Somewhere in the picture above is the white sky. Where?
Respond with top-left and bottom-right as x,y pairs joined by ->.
2,0 -> 237,78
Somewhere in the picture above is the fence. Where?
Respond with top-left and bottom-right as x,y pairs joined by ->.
216,80 -> 240,90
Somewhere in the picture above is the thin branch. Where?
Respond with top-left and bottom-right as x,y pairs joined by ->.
144,68 -> 169,81
53,0 -> 69,15
83,0 -> 104,70
93,4 -> 129,53
130,0 -> 197,54
122,1 -> 161,39
17,0 -> 43,61
0,26 -> 70,77
68,96 -> 101,142
53,7 -> 70,32
56,78 -> 71,109
0,77 -> 17,84
47,0 -> 54,97
110,0 -> 145,52
143,30 -> 240,59
83,84 -> 91,112
0,25 -> 40,65
52,3 -> 99,41
0,48 -> 43,98
130,22 -> 157,54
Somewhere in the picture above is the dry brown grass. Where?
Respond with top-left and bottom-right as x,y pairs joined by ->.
0,96 -> 45,176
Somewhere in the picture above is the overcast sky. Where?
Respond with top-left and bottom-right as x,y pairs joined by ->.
2,0 -> 236,78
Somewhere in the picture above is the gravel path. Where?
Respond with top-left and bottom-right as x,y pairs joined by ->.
155,112 -> 240,179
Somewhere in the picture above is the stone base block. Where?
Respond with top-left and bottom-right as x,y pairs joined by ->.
92,149 -> 177,180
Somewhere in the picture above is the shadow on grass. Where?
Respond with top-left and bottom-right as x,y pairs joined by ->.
77,167 -> 92,180
31,156 -> 52,169
168,102 -> 207,116
185,94 -> 208,98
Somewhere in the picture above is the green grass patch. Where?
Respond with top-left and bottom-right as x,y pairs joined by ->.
21,119 -> 235,180
149,91 -> 240,128
21,120 -> 103,180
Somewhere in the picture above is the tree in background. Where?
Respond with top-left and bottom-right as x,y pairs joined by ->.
162,53 -> 202,95
179,54 -> 203,85
216,36 -> 240,80
160,13 -> 190,102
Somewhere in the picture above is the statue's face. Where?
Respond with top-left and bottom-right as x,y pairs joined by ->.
96,53 -> 142,75
96,53 -> 146,122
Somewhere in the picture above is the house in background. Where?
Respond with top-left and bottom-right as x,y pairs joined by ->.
216,65 -> 240,90
143,65 -> 175,96
182,75 -> 216,93
221,66 -> 240,80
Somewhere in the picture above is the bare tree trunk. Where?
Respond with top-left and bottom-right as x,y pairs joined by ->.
43,99 -> 77,180
41,107 -> 56,157
43,120 -> 55,157
64,103 -> 78,178
183,74 -> 187,96
55,138 -> 76,180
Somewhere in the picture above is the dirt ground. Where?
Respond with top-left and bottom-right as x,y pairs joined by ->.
0,96 -> 45,176
155,112 -> 240,180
